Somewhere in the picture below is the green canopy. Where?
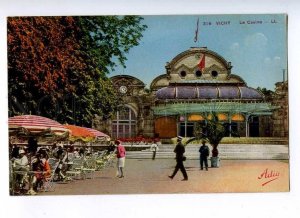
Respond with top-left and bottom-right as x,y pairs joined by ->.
153,102 -> 276,116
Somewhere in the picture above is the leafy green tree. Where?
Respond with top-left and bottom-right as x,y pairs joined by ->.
75,16 -> 147,73
204,113 -> 226,157
8,16 -> 147,127
257,87 -> 274,102
187,112 -> 226,157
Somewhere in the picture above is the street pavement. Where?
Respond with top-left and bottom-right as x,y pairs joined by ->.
38,158 -> 289,195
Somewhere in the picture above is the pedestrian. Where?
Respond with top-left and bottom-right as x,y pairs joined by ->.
150,140 -> 159,160
199,140 -> 210,171
115,140 -> 126,178
168,136 -> 188,181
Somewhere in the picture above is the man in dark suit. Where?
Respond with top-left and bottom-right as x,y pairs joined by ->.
199,140 -> 210,171
168,136 -> 188,181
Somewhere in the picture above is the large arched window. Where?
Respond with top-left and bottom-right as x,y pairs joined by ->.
112,106 -> 137,139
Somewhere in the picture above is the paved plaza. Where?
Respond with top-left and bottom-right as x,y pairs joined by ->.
38,158 -> 289,195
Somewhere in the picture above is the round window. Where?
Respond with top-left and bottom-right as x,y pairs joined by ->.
195,70 -> 202,77
180,70 -> 187,77
211,70 -> 218,78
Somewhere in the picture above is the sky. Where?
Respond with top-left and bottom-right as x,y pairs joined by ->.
110,14 -> 287,91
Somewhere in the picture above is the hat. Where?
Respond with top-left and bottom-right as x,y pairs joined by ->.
19,149 -> 25,154
177,136 -> 183,141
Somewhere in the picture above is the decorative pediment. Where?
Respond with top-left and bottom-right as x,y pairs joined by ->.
204,64 -> 227,78
110,75 -> 145,95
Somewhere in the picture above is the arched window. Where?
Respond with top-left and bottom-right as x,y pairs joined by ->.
112,106 -> 137,139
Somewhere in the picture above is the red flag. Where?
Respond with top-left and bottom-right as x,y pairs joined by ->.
198,54 -> 205,71
194,18 -> 199,43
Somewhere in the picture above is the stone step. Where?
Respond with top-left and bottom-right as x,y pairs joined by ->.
126,155 -> 289,159
126,143 -> 289,160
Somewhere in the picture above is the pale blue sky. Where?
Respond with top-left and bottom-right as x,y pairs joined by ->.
110,14 -> 287,91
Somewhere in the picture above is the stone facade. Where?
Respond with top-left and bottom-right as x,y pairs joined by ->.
272,81 -> 288,137
95,48 -> 288,140
95,75 -> 155,139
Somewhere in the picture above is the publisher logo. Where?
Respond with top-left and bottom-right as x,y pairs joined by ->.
258,168 -> 280,186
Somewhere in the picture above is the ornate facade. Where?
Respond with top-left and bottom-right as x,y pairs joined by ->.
272,81 -> 288,137
98,47 -> 288,140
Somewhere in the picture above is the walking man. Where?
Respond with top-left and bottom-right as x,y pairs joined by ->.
150,140 -> 159,160
199,140 -> 210,171
168,136 -> 188,181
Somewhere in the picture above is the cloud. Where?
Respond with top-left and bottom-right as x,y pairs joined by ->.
274,56 -> 281,61
230,42 -> 240,50
264,57 -> 271,64
264,56 -> 281,65
244,33 -> 268,48
228,33 -> 268,60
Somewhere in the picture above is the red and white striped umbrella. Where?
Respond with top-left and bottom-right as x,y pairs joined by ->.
84,127 -> 110,141
9,115 -> 70,136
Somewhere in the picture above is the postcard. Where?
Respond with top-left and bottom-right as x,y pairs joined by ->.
7,13 -> 289,197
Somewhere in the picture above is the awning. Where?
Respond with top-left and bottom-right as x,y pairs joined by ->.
153,102 -> 275,116
84,127 -> 111,141
64,125 -> 95,142
8,115 -> 70,143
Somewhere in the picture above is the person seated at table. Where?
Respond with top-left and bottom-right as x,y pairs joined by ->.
12,149 -> 29,190
29,151 -> 52,193
40,152 -> 51,178
79,147 -> 85,157
54,154 -> 67,181
56,145 -> 65,159
11,145 -> 20,159
73,148 -> 80,158
29,153 -> 44,194
13,149 -> 29,170
65,148 -> 75,171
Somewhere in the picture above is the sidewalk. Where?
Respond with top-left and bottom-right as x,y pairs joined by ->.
38,159 -> 289,195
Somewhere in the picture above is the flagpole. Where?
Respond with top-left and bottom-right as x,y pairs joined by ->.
194,17 -> 199,47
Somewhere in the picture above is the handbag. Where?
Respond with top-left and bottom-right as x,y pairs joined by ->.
182,156 -> 186,161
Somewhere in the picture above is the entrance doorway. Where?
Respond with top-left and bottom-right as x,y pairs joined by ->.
249,116 -> 259,137
179,122 -> 194,137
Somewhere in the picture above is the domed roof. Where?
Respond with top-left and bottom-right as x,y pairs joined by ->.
156,86 -> 263,100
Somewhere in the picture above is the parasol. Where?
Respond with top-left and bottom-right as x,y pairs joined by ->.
64,125 -> 96,142
84,127 -> 110,141
8,115 -> 70,141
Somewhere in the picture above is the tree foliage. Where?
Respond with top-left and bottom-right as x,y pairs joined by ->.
188,112 -> 226,157
8,16 -> 147,126
204,113 -> 226,148
257,86 -> 274,102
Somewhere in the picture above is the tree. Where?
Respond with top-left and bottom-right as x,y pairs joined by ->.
188,112 -> 226,157
257,87 -> 274,102
204,113 -> 226,157
8,16 -> 147,126
8,17 -> 84,116
64,16 -> 147,125
75,16 -> 147,74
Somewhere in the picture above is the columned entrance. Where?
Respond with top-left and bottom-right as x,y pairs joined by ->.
153,101 -> 273,139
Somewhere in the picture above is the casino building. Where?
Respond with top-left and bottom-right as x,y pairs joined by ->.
97,47 -> 287,140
